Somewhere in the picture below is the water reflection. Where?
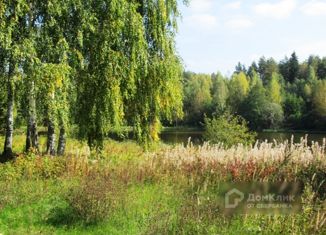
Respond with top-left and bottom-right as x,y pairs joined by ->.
160,130 -> 326,146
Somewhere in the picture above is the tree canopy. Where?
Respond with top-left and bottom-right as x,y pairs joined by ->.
0,0 -> 187,159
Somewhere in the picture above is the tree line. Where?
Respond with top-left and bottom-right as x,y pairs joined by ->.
182,53 -> 326,131
0,0 -> 187,160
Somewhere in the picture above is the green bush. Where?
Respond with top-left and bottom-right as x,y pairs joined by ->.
65,175 -> 116,225
0,152 -> 66,181
204,114 -> 256,147
46,174 -> 118,226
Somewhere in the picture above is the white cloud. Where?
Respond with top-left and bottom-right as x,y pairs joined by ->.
225,17 -> 253,30
189,0 -> 214,13
296,41 -> 326,57
184,0 -> 217,31
185,14 -> 218,30
224,1 -> 242,10
254,41 -> 326,63
300,1 -> 326,16
253,0 -> 297,19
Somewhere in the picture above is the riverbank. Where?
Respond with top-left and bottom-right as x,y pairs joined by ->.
163,126 -> 326,134
160,127 -> 326,146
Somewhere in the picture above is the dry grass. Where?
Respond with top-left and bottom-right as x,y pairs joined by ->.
148,137 -> 326,180
152,137 -> 326,166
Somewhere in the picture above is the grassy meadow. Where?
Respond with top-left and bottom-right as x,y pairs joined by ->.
0,135 -> 325,234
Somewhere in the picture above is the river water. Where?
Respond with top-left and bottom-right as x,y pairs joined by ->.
160,130 -> 326,146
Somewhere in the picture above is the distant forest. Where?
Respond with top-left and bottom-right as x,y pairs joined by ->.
180,53 -> 326,131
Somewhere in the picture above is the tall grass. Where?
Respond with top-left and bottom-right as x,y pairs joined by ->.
0,136 -> 325,234
149,137 -> 326,181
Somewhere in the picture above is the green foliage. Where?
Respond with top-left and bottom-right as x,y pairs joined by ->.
312,80 -> 326,118
307,65 -> 318,81
261,102 -> 284,129
268,72 -> 282,104
279,52 -> 300,83
0,152 -> 65,181
240,80 -> 284,130
237,78 -> 266,127
211,72 -> 228,114
75,0 -> 140,149
131,0 -> 184,145
37,63 -> 71,128
283,93 -> 305,128
289,52 -> 300,82
181,53 -> 326,131
72,0 -> 184,148
204,113 -> 256,147
183,73 -> 212,125
228,72 -> 249,112
248,69 -> 260,88
0,0 -> 185,153
258,57 -> 279,85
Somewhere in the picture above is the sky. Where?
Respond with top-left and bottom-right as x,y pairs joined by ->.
176,0 -> 326,76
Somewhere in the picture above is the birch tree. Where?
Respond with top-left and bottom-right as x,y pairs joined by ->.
0,0 -> 29,160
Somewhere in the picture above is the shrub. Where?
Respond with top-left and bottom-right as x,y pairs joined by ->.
66,175 -> 115,225
46,174 -> 120,226
0,152 -> 66,181
204,113 -> 256,147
